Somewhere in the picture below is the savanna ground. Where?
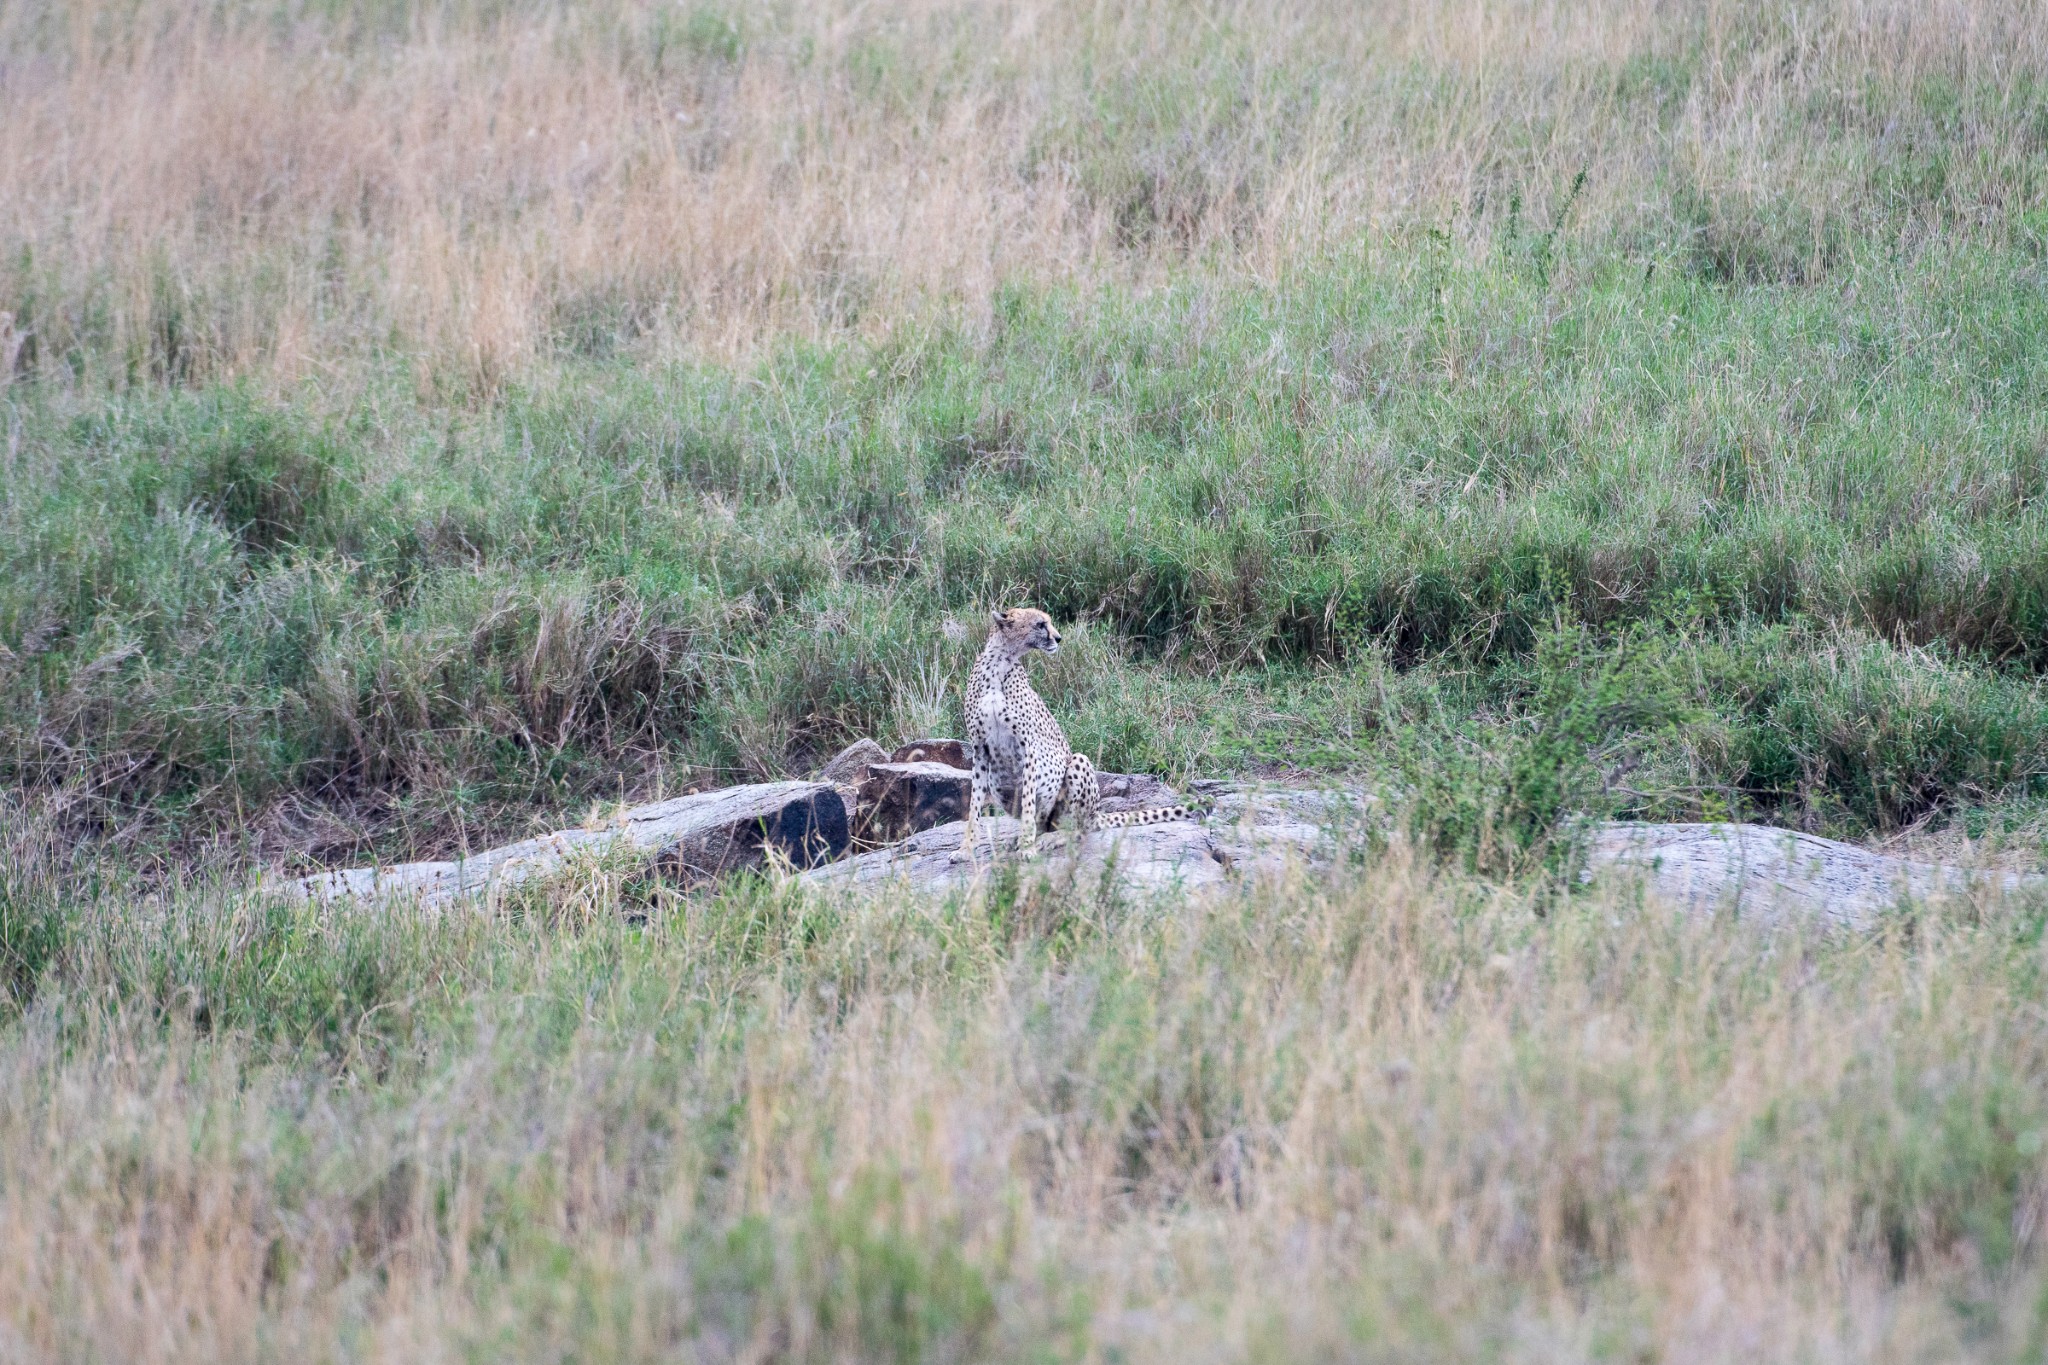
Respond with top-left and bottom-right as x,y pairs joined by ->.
6,0 -> 2048,1357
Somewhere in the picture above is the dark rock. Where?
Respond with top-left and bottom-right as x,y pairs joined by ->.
855,761 -> 974,845
670,783 -> 850,876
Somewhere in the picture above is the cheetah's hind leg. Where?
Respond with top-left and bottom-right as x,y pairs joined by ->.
1064,752 -> 1100,842
1017,758 -> 1044,858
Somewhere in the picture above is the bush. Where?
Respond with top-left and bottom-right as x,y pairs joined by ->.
1695,629 -> 2048,833
1402,618 -> 1696,876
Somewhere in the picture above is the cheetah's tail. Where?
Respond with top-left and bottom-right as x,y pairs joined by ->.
1091,805 -> 1192,829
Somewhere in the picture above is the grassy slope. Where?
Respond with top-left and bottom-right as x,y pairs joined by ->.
5,0 -> 2048,864
9,243 -> 2048,861
6,0 -> 2048,1356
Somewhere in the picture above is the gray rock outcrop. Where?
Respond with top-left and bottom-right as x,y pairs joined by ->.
805,783 -> 1370,895
805,813 -> 1225,896
281,758 -> 2044,928
1585,821 -> 2042,930
289,781 -> 848,909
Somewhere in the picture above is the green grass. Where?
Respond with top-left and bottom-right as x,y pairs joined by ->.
9,240 -> 2048,858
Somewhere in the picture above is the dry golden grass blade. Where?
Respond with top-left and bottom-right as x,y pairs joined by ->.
4,0 -> 2042,387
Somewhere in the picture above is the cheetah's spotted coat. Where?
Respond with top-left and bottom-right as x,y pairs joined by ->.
962,608 -> 1189,856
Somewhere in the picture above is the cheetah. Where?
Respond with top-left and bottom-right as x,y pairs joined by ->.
961,607 -> 1189,858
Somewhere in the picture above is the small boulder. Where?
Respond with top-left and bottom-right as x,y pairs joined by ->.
891,737 -> 970,769
817,737 -> 888,786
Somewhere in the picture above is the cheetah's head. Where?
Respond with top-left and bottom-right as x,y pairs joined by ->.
989,607 -> 1061,657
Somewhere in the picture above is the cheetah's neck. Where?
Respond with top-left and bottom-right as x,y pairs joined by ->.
970,637 -> 1023,694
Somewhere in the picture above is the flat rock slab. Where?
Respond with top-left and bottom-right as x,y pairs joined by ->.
1202,784 -> 1375,878
1585,822 -> 2044,930
290,781 -> 848,908
280,771 -> 2048,929
812,792 -> 2048,926
808,784 -> 1373,899
806,813 -> 1226,897
1096,770 -> 1184,815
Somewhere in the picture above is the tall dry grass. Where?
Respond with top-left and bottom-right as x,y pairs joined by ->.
3,0 -> 2042,392
0,843 -> 2043,1359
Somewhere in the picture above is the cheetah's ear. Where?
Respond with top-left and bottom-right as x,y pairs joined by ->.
991,607 -> 1010,628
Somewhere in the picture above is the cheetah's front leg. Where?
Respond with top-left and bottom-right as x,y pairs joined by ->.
963,764 -> 1000,863
966,765 -> 1007,859
959,691 -> 1008,865
1017,754 -> 1050,857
